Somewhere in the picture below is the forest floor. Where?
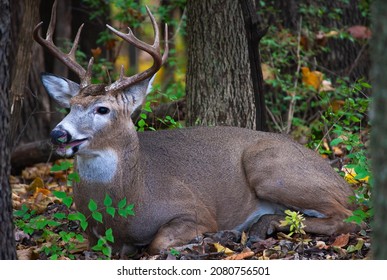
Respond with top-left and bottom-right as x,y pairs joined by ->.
11,161 -> 371,260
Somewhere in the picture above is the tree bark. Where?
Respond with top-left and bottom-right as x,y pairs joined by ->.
9,0 -> 42,148
370,0 -> 387,260
186,0 -> 256,129
0,0 -> 17,260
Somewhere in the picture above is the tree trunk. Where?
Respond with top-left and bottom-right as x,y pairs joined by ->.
9,0 -> 42,148
0,0 -> 17,260
370,0 -> 387,260
186,0 -> 256,129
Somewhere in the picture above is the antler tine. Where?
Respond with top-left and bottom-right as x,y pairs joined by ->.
105,6 -> 168,92
33,0 -> 92,88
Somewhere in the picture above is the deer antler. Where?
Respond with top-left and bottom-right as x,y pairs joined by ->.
105,6 -> 169,92
33,0 -> 93,89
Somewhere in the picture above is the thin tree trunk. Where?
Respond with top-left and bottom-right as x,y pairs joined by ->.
0,0 -> 17,260
370,0 -> 387,260
186,0 -> 256,129
239,0 -> 267,131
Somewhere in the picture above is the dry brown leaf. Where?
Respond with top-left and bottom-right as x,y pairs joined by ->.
331,233 -> 350,248
17,248 -> 34,260
91,47 -> 102,58
224,249 -> 254,260
34,187 -> 51,197
261,63 -> 275,81
347,25 -> 371,40
241,231 -> 248,246
330,99 -> 345,113
316,240 -> 329,250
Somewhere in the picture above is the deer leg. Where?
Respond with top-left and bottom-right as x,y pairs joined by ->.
242,139 -> 360,237
147,218 -> 217,255
249,212 -> 361,240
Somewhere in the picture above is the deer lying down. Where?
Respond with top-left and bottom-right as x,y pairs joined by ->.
34,1 -> 359,255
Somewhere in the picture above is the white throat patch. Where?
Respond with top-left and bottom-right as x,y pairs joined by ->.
76,149 -> 118,184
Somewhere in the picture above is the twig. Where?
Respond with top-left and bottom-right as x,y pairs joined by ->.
286,17 -> 302,134
265,105 -> 284,132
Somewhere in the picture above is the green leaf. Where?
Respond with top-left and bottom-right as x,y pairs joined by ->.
63,197 -> 73,208
47,220 -> 61,227
50,161 -> 72,172
53,191 -> 67,199
92,211 -> 103,223
76,234 -> 84,242
138,119 -> 146,128
118,197 -> 127,209
53,212 -> 66,220
80,220 -> 88,231
125,204 -> 135,216
330,138 -> 343,146
102,246 -> 112,257
14,204 -> 29,217
105,228 -> 114,243
104,195 -> 112,207
68,172 -> 80,183
88,199 -> 98,212
106,206 -> 116,218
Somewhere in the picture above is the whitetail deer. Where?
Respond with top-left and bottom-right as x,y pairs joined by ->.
34,1 -> 360,255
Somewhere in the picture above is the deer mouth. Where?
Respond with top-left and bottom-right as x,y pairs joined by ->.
55,138 -> 88,156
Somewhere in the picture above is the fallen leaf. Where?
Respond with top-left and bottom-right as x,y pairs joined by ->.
342,166 -> 369,184
301,67 -> 323,90
319,80 -> 335,92
213,242 -> 234,256
224,249 -> 254,260
347,25 -> 371,40
241,231 -> 248,246
316,240 -> 329,250
331,233 -> 350,248
330,99 -> 345,113
17,248 -> 34,260
347,238 -> 364,253
261,63 -> 275,81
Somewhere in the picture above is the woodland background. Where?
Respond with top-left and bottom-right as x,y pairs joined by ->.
1,0 -> 385,260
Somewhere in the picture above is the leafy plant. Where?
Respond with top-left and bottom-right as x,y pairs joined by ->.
280,210 -> 306,237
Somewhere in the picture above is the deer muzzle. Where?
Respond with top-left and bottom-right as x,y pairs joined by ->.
50,129 -> 70,145
50,128 -> 88,156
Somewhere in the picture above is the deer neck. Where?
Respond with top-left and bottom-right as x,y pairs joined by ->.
74,131 -> 145,203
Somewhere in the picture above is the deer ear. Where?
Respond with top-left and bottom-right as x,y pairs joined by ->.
41,73 -> 80,108
122,75 -> 155,113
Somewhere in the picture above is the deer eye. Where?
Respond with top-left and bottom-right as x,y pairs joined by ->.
96,107 -> 110,115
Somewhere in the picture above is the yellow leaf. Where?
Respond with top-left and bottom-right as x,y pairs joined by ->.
301,67 -> 323,90
342,166 -> 369,184
29,177 -> 44,192
325,30 -> 339,37
213,242 -> 234,256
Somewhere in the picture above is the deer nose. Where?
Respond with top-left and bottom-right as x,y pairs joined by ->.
50,129 -> 70,145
